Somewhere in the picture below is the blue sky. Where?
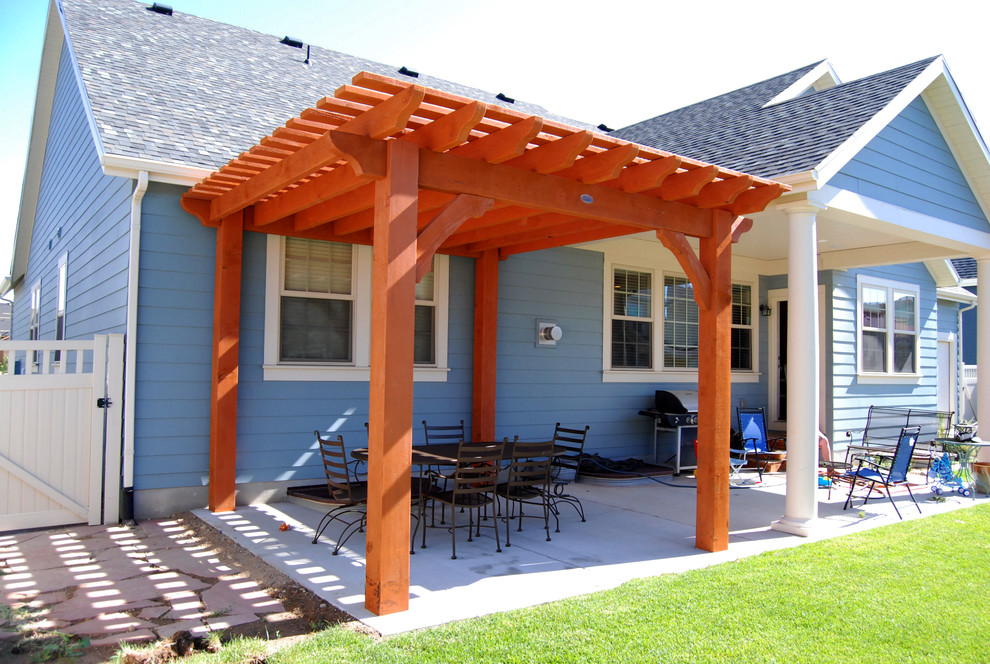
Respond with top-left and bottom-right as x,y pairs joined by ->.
2,0 -> 989,283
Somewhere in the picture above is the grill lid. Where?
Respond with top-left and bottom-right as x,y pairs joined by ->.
654,390 -> 699,413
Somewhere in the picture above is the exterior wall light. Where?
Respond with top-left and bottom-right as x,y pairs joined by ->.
537,321 -> 563,346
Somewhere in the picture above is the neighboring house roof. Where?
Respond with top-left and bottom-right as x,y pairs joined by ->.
60,0 -> 592,173
951,257 -> 978,283
613,57 -> 938,179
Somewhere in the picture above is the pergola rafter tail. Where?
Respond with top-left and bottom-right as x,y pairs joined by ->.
179,71 -> 789,617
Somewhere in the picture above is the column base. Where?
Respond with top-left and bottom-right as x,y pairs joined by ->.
771,515 -> 816,537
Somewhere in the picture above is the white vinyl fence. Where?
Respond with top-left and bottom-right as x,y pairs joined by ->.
0,335 -> 124,532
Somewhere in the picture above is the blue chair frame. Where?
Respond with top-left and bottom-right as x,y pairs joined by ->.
842,425 -> 922,520
736,407 -> 785,483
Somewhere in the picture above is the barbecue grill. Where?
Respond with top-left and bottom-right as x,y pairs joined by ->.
639,390 -> 699,474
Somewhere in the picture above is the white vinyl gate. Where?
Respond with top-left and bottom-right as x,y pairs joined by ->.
0,335 -> 124,532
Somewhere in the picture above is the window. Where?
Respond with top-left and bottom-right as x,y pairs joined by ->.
731,284 -> 753,371
611,268 -> 652,368
280,239 -> 354,363
663,275 -> 698,368
55,254 -> 67,362
606,264 -> 755,377
858,276 -> 919,375
264,236 -> 449,381
29,281 -> 41,366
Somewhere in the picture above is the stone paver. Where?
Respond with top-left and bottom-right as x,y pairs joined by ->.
1,517 -> 292,658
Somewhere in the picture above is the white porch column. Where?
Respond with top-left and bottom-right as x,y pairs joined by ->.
772,202 -> 824,537
977,257 -> 990,461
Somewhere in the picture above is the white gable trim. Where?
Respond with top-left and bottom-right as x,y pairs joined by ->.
762,61 -> 841,108
54,0 -> 105,161
814,58 -> 948,187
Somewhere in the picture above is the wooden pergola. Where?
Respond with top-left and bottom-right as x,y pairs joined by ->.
180,71 -> 788,615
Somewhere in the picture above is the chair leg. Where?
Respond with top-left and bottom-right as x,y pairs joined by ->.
904,482 -> 923,515
885,484 -> 903,520
493,499 -> 502,553
450,504 -> 458,560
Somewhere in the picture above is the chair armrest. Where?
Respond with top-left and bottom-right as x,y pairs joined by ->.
767,437 -> 785,453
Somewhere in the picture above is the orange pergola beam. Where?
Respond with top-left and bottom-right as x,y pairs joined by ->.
365,140 -> 418,615
208,211 -> 244,512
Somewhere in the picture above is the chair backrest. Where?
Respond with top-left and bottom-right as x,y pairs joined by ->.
423,419 -> 465,445
315,430 -> 354,502
503,441 -> 554,494
737,407 -> 770,453
451,441 -> 505,498
888,425 -> 922,483
552,423 -> 590,471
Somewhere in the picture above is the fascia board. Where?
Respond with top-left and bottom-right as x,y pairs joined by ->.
10,0 -> 64,285
813,58 -> 948,187
937,286 -> 977,303
762,61 -> 841,108
811,184 -> 990,253
920,64 -> 990,224
101,155 -> 212,187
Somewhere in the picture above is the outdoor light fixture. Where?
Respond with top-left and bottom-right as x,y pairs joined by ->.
760,304 -> 772,317
537,321 -> 563,346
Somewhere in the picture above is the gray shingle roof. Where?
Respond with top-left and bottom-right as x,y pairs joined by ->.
613,57 -> 939,178
951,257 -> 978,280
61,0 -> 593,171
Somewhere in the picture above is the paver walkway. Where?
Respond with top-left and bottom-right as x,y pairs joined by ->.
1,516 -> 294,656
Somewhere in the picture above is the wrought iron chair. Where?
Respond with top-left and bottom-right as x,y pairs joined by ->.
548,423 -> 590,530
311,430 -> 425,555
422,419 -> 465,444
421,419 -> 466,525
311,432 -> 370,555
497,440 -> 554,546
419,441 -> 504,559
842,425 -> 922,520
736,407 -> 786,483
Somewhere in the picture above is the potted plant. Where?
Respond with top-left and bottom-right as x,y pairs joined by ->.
954,420 -> 978,441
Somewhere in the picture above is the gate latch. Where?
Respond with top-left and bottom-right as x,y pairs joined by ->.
97,397 -> 113,409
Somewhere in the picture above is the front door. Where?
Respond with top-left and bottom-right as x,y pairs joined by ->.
768,287 -> 826,430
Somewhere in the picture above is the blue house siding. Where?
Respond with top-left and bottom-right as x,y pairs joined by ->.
830,98 -> 990,232
132,183 -> 216,491
10,44 -> 132,340
830,263 -> 939,447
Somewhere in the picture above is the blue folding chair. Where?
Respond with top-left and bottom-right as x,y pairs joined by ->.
842,425 -> 922,520
736,407 -> 786,483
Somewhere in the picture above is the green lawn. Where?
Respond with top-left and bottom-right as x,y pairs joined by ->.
136,503 -> 990,664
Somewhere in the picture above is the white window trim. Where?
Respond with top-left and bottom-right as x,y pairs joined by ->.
56,253 -> 67,338
601,257 -> 760,383
856,274 -> 922,381
263,235 -> 449,382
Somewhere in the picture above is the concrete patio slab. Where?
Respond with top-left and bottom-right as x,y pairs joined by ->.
193,473 -> 988,635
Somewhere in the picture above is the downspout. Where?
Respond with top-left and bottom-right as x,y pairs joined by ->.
958,299 -> 976,421
123,171 -> 149,518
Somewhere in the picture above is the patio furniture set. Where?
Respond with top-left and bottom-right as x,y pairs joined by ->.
308,422 -> 591,559
823,406 -> 985,517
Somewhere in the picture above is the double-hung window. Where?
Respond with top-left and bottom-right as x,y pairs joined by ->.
279,238 -> 354,363
264,236 -> 449,381
858,275 -> 919,376
606,263 -> 755,379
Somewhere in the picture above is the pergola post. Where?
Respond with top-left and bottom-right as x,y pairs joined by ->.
695,210 -> 734,551
365,140 -> 418,615
472,250 -> 499,441
208,211 -> 243,513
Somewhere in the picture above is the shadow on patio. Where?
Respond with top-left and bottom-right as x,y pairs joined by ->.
194,473 -> 986,635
